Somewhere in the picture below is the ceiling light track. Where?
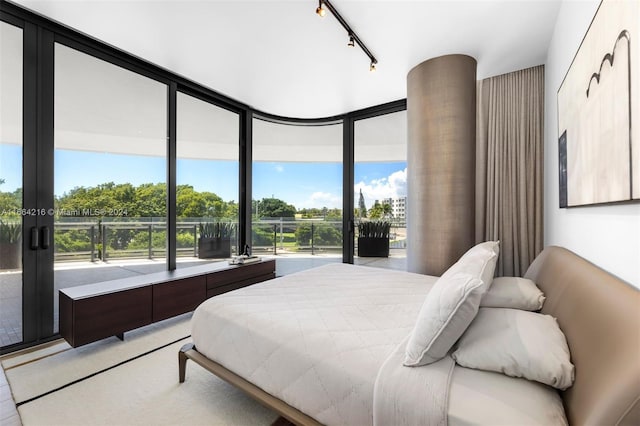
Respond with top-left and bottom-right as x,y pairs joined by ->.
316,0 -> 378,71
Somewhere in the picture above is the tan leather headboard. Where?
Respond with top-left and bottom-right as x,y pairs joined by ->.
524,246 -> 640,426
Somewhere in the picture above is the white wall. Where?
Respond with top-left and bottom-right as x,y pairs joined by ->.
545,0 -> 640,287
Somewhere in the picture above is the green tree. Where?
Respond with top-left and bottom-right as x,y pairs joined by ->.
53,181 -> 236,254
295,223 -> 312,245
224,201 -> 238,219
295,222 -> 341,246
0,187 -> 21,217
176,185 -> 207,217
134,183 -> 166,217
368,200 -> 384,219
325,208 -> 342,219
298,208 -> 321,218
252,225 -> 275,247
56,182 -> 138,215
382,202 -> 392,218
255,197 -> 296,219
176,185 -> 237,219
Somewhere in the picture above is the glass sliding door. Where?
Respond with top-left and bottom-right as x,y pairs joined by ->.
252,117 -> 343,272
53,43 -> 167,333
354,110 -> 407,269
0,21 -> 24,347
176,92 -> 239,268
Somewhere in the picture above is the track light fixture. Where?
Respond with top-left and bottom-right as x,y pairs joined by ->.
315,0 -> 378,71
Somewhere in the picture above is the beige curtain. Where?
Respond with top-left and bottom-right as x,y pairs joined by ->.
476,65 -> 544,277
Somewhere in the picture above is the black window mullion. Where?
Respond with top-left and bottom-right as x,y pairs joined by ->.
167,83 -> 177,270
20,20 -> 38,346
36,26 -> 55,339
239,109 -> 253,254
343,115 -> 355,264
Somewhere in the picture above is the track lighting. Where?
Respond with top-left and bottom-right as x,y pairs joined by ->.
314,0 -> 378,71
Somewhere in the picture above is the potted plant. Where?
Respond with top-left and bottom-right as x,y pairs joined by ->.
0,220 -> 21,269
357,220 -> 391,257
198,222 -> 233,259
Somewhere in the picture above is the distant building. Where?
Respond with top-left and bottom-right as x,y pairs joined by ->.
358,189 -> 367,218
380,197 -> 407,219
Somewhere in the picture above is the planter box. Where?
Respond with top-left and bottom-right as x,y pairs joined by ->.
0,242 -> 21,269
198,237 -> 231,259
357,237 -> 389,257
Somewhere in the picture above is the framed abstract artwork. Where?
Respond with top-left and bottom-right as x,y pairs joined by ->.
557,0 -> 639,207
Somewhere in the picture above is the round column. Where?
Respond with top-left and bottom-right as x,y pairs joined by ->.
407,54 -> 477,275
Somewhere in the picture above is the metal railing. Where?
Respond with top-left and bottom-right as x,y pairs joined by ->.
52,218 -> 406,262
251,219 -> 343,255
54,220 -> 220,262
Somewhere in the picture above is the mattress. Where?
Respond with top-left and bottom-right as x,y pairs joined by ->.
192,263 -> 566,425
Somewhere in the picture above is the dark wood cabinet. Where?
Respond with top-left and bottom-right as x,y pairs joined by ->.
60,259 -> 276,347
206,260 -> 275,298
152,276 -> 206,323
61,286 -> 153,348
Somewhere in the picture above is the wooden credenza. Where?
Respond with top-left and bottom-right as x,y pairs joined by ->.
59,259 -> 276,347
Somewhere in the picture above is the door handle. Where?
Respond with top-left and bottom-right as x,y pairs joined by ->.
30,227 -> 39,250
40,226 -> 50,249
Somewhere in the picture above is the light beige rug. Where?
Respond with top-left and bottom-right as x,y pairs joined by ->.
16,340 -> 279,425
3,313 -> 192,404
3,313 -> 281,425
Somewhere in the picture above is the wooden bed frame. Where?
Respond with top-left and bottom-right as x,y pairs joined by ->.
179,246 -> 640,426
179,342 -> 322,426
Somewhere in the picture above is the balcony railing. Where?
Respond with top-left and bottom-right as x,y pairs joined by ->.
51,218 -> 406,262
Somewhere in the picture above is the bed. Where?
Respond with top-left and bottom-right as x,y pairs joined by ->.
179,246 -> 640,425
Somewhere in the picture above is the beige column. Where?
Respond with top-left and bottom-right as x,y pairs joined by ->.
407,54 -> 477,275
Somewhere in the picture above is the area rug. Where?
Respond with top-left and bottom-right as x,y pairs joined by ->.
16,340 -> 279,425
2,313 -> 192,404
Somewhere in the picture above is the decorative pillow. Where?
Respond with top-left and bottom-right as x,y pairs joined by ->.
480,277 -> 545,311
404,272 -> 484,366
452,308 -> 575,390
441,241 -> 500,291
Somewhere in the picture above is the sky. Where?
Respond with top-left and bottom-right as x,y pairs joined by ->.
0,146 -> 407,210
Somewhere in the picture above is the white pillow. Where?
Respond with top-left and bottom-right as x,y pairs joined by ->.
452,308 -> 575,390
480,277 -> 545,311
441,241 -> 499,291
404,272 -> 484,366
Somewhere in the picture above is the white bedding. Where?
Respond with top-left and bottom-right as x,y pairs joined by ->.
191,263 -> 566,426
449,367 -> 567,425
374,335 -> 455,426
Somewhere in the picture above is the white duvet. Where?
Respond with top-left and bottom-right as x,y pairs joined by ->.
191,263 -> 566,426
192,263 -> 436,425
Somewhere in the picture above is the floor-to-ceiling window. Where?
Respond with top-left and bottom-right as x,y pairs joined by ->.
0,21 -> 23,347
176,92 -> 239,268
53,43 -> 168,332
252,117 -> 343,269
354,110 -> 407,270
0,2 -> 407,352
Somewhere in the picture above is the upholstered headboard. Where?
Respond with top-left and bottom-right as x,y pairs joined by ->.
524,246 -> 640,426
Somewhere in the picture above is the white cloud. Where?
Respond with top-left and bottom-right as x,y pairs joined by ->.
286,169 -> 407,211
298,191 -> 342,209
355,168 -> 407,208
274,165 -> 284,172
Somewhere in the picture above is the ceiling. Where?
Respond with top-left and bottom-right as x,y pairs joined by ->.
12,0 -> 561,119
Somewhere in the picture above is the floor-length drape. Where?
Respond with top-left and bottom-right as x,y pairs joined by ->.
476,65 -> 544,277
